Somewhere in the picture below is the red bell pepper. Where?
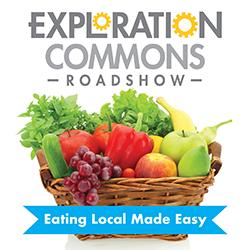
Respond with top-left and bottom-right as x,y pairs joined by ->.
105,113 -> 153,170
93,119 -> 117,153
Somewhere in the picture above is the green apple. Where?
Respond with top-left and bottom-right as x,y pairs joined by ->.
160,130 -> 208,163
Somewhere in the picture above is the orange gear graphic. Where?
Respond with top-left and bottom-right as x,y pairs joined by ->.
93,12 -> 111,31
172,12 -> 198,38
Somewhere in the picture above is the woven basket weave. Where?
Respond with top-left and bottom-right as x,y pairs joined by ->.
36,142 -> 222,241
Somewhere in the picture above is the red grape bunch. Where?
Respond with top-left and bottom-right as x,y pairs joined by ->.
63,146 -> 122,205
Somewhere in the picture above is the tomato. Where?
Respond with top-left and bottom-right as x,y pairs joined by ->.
93,123 -> 117,153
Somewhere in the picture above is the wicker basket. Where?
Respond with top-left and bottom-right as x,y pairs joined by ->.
36,142 -> 222,241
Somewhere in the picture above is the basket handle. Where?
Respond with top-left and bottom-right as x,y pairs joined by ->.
208,142 -> 222,176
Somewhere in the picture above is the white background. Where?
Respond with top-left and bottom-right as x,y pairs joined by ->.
1,0 -> 250,249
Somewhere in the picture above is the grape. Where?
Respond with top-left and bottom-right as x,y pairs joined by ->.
93,180 -> 101,190
76,160 -> 87,171
100,167 -> 111,181
112,165 -> 122,178
103,156 -> 112,163
78,179 -> 91,192
78,163 -> 93,177
78,146 -> 89,158
63,177 -> 73,188
95,154 -> 103,166
76,161 -> 88,173
88,173 -> 99,186
86,191 -> 99,205
70,171 -> 81,183
107,166 -> 113,176
69,155 -> 81,168
74,152 -> 80,158
64,147 -> 118,206
89,188 -> 97,193
92,163 -> 101,176
73,191 -> 86,204
79,200 -> 86,206
103,160 -> 113,169
77,165 -> 84,176
70,183 -> 78,193
83,151 -> 96,164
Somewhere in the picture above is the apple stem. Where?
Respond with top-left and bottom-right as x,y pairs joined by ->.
182,130 -> 186,137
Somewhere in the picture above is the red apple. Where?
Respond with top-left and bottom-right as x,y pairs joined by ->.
135,153 -> 177,178
59,130 -> 100,164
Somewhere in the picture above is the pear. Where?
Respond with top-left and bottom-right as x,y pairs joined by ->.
178,146 -> 210,177
199,119 -> 232,144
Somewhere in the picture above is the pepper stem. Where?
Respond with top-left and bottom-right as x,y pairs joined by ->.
214,119 -> 233,129
106,114 -> 112,132
66,130 -> 71,137
134,112 -> 144,132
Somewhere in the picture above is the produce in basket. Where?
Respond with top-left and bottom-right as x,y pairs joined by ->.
105,113 -> 153,169
156,97 -> 196,132
199,119 -> 233,144
99,89 -> 173,137
93,122 -> 117,152
122,168 -> 135,178
42,134 -> 71,178
64,146 -> 122,205
178,146 -> 211,177
19,90 -> 232,242
59,130 -> 100,164
160,130 -> 207,163
18,94 -> 102,159
150,135 -> 163,153
19,90 -> 173,158
135,153 -> 177,178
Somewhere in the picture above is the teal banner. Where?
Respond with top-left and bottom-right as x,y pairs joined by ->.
24,205 -> 226,235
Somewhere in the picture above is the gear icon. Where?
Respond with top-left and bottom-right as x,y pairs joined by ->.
172,12 -> 198,38
93,12 -> 111,31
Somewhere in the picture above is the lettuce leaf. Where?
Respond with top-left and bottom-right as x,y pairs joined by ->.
19,94 -> 102,158
100,89 -> 173,136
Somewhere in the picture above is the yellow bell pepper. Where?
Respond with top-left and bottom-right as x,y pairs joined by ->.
149,135 -> 163,153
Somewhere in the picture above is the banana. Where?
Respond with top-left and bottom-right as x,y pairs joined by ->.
156,97 -> 196,132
